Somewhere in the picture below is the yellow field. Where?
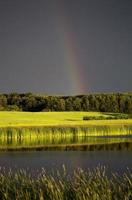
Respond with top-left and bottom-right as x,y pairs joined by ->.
0,111 -> 131,127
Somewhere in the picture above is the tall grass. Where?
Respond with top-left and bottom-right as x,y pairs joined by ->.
0,125 -> 131,138
0,126 -> 132,150
0,166 -> 131,200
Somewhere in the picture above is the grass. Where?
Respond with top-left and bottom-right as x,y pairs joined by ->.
0,111 -> 131,127
0,111 -> 131,150
0,126 -> 131,150
0,166 -> 131,200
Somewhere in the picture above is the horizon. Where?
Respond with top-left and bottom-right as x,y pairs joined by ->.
0,91 -> 132,97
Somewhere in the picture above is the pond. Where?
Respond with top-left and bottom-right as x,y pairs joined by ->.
0,125 -> 132,175
0,151 -> 132,175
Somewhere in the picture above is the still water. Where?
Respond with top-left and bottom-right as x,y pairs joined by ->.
0,151 -> 132,175
0,126 -> 132,175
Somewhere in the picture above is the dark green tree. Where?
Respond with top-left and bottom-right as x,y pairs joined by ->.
73,97 -> 81,111
0,95 -> 7,110
65,97 -> 74,111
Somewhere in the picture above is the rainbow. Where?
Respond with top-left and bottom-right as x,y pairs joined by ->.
53,2 -> 88,95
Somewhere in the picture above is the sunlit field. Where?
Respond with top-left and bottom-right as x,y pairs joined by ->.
0,111 -> 131,150
0,111 -> 131,127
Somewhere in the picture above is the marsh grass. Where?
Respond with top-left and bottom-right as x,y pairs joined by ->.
0,166 -> 131,200
0,126 -> 132,150
0,125 -> 131,137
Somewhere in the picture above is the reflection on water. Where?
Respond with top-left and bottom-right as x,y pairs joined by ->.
1,135 -> 132,147
0,151 -> 132,175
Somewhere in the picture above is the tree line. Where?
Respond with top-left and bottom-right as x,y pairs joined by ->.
0,92 -> 132,113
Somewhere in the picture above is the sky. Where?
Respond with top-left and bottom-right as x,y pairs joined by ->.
0,0 -> 132,95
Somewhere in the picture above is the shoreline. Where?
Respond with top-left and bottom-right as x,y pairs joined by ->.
0,141 -> 132,151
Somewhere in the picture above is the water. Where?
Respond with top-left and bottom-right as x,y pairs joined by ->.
0,151 -> 131,175
0,126 -> 132,175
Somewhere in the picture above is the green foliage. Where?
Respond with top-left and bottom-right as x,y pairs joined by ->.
83,113 -> 131,120
47,97 -> 66,111
0,95 -> 7,110
83,116 -> 107,120
0,92 -> 132,113
6,105 -> 21,111
65,97 -> 74,111
73,97 -> 82,111
81,96 -> 90,111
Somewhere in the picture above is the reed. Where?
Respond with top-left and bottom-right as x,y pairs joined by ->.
0,166 -> 131,200
0,126 -> 131,150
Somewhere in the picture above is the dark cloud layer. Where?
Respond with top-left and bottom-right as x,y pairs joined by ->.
0,0 -> 132,95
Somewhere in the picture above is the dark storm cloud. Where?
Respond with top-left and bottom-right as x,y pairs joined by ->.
0,0 -> 132,95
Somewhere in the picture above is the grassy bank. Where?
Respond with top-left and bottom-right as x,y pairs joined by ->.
0,111 -> 131,150
0,166 -> 131,200
0,111 -> 132,127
